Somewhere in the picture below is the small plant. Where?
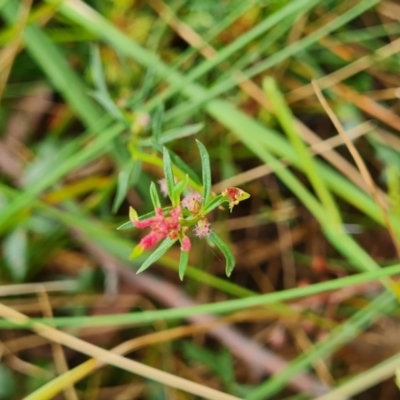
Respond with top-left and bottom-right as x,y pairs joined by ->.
118,140 -> 250,279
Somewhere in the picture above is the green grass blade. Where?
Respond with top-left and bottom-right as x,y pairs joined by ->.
2,2 -> 103,130
165,0 -> 381,120
263,77 -> 342,226
0,122 -> 125,233
145,0 -> 318,109
0,265 -> 400,329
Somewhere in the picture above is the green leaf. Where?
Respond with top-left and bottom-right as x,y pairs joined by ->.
203,195 -> 226,214
112,160 -> 137,213
163,147 -> 175,200
208,231 -> 235,277
139,123 -> 204,146
168,148 -> 201,185
137,237 -> 177,274
90,45 -> 123,120
90,45 -> 107,93
127,67 -> 155,108
172,175 -> 188,207
90,90 -> 124,120
149,182 -> 161,209
179,250 -> 189,281
196,140 -> 211,202
116,220 -> 134,230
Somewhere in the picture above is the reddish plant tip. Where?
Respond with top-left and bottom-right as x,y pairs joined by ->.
221,187 -> 250,211
181,236 -> 191,251
135,207 -> 182,250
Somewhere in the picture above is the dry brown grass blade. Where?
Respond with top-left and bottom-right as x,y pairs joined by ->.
212,121 -> 372,193
290,325 -> 335,386
26,308 -> 331,399
37,290 -> 79,400
378,1 -> 400,21
312,80 -> 400,259
148,0 -> 217,58
0,281 -> 77,297
335,83 -> 400,133
0,302 -> 241,400
286,37 -> 400,103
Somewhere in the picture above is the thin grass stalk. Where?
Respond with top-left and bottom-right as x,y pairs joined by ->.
0,265 -> 400,329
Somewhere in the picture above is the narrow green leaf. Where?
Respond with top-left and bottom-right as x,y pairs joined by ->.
116,220 -> 134,230
263,77 -> 341,226
112,160 -> 136,213
90,90 -> 123,120
178,250 -> 189,281
196,140 -> 211,202
139,123 -> 204,146
149,182 -> 161,209
127,67 -> 155,108
168,149 -> 201,185
209,231 -> 235,277
203,195 -> 226,214
137,237 -> 177,274
90,45 -> 107,93
89,45 -> 124,120
172,175 -> 188,207
163,147 -> 175,200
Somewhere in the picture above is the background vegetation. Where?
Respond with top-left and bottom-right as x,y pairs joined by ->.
1,0 -> 400,399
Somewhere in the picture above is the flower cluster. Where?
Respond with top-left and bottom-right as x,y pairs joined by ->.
130,186 -> 249,259
121,141 -> 250,278
129,205 -> 191,258
131,206 -> 183,249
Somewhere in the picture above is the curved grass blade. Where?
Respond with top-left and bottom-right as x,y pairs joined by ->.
90,45 -> 123,120
196,140 -> 211,202
137,237 -> 177,274
112,160 -> 137,213
168,148 -> 201,185
208,231 -> 235,277
139,123 -> 204,146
